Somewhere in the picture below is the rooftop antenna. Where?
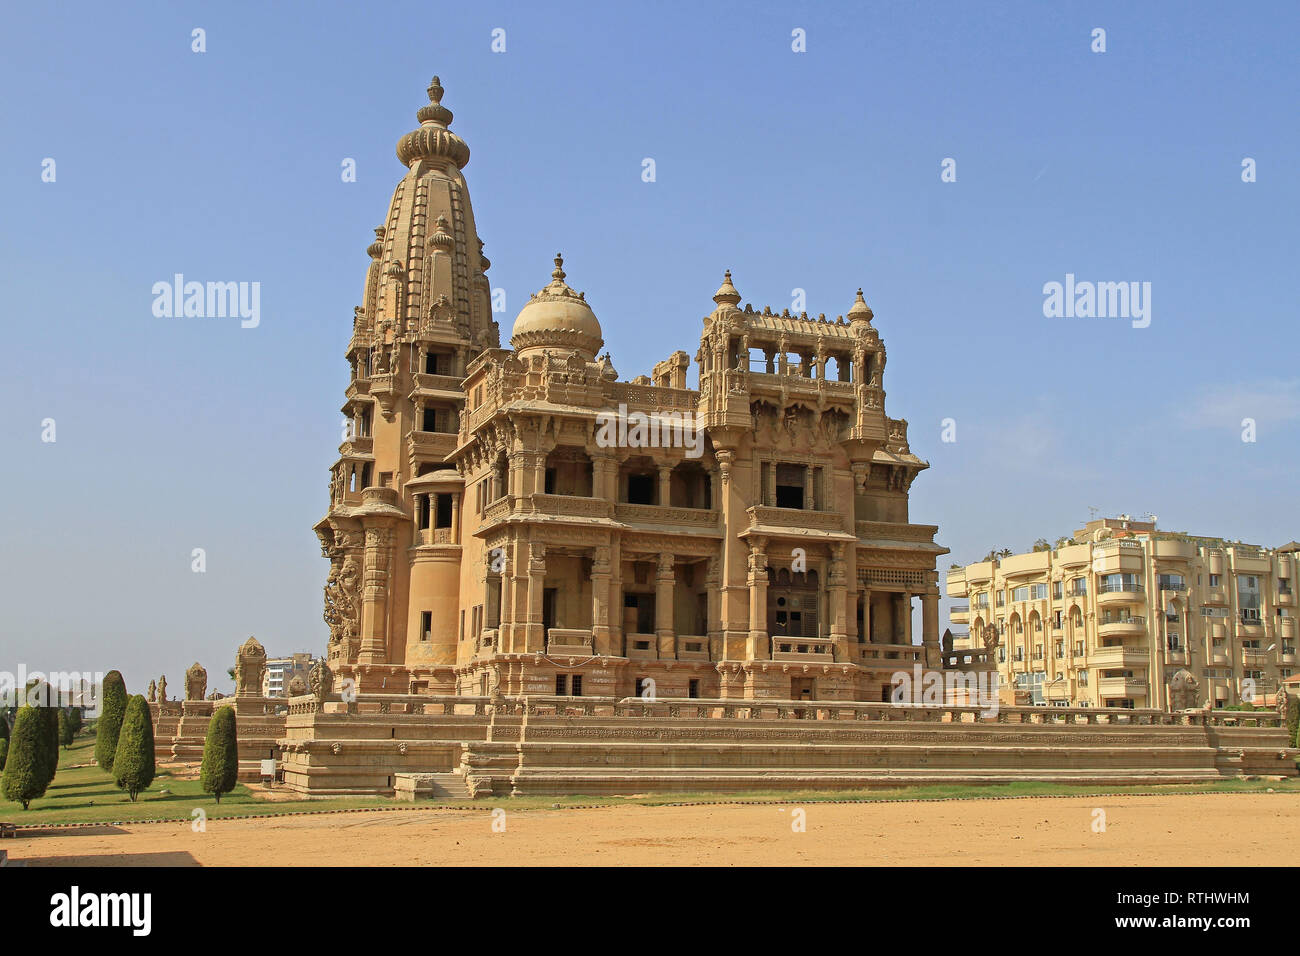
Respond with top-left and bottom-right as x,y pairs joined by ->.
1087,506 -> 1099,520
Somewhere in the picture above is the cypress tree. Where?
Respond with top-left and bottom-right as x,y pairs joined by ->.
199,706 -> 239,803
94,671 -> 128,772
111,695 -> 156,802
0,707 -> 9,771
2,707 -> 51,810
58,709 -> 76,749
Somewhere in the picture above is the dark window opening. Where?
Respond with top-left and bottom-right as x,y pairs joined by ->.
627,473 -> 654,505
688,679 -> 700,699
420,611 -> 432,641
544,468 -> 556,494
555,674 -> 568,695
435,494 -> 453,529
571,675 -> 582,696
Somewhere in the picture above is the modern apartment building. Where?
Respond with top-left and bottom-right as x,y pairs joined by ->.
947,517 -> 1300,710
263,653 -> 316,699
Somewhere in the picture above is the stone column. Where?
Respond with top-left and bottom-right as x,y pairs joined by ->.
921,592 -> 940,667
592,546 -> 613,656
861,588 -> 873,643
656,552 -> 676,659
747,537 -> 769,660
902,591 -> 913,644
828,544 -> 849,660
657,464 -> 672,507
526,542 -> 546,652
451,492 -> 461,542
358,526 -> 395,666
705,555 -> 722,660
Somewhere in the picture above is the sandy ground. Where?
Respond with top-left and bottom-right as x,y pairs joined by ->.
10,793 -> 1297,866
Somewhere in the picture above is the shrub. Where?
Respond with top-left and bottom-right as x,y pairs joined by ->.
94,671 -> 128,771
111,695 -> 156,802
1,707 -> 52,810
200,707 -> 239,803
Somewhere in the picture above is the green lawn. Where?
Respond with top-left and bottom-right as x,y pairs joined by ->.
2,736 -> 390,826
5,736 -> 1299,826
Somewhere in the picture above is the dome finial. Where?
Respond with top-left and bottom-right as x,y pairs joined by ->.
552,253 -> 565,282
848,287 -> 874,324
713,269 -> 741,308
399,74 -> 469,168
428,76 -> 444,104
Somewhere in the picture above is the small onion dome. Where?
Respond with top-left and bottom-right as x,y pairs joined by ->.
367,226 -> 385,260
384,259 -> 405,279
510,254 -> 604,362
713,269 -> 741,308
478,238 -> 491,273
396,76 -> 470,170
848,288 -> 874,324
429,214 -> 454,251
406,468 -> 464,492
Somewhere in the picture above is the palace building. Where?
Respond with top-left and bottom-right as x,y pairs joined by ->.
948,517 -> 1300,710
314,76 -> 949,704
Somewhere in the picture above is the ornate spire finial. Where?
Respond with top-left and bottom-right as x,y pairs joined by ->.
552,253 -> 566,282
713,269 -> 741,308
428,76 -> 444,103
848,287 -> 874,323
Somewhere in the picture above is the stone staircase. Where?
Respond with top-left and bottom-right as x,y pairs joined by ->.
393,771 -> 473,801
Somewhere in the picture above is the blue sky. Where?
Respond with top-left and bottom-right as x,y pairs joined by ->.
2,0 -> 1297,694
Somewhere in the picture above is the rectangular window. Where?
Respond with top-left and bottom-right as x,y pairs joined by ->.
1012,586 -> 1030,602
555,674 -> 568,696
420,611 -> 432,641
1053,580 -> 1063,600
1209,574 -> 1221,587
1099,573 -> 1141,593
688,679 -> 700,698
570,675 -> 582,697
1158,574 -> 1186,591
774,463 -> 807,510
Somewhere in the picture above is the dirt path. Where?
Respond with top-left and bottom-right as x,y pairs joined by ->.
11,793 -> 1297,866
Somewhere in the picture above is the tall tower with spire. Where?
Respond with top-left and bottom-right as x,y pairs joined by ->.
317,77 -> 498,691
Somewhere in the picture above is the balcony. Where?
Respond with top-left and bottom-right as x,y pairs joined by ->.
1166,649 -> 1188,665
1279,590 -> 1295,606
339,435 -> 374,457
406,429 -> 458,461
1097,584 -> 1145,607
772,635 -> 835,662
857,642 -> 923,666
416,528 -> 456,546
1241,648 -> 1271,667
677,636 -> 710,661
532,494 -> 614,520
750,505 -> 846,533
949,604 -> 970,624
626,633 -> 658,659
1091,645 -> 1149,668
1098,676 -> 1148,697
1097,617 -> 1146,638
1203,588 -> 1228,606
546,628 -> 593,655
615,502 -> 718,529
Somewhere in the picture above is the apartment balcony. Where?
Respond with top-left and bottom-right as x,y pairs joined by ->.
1098,676 -> 1148,697
1097,585 -> 1145,607
1091,645 -> 1150,668
1166,649 -> 1188,665
1211,652 -> 1230,666
945,570 -> 968,598
1097,617 -> 1146,638
1241,648 -> 1271,667
949,604 -> 970,624
1280,618 -> 1298,637
1236,617 -> 1266,638
1281,651 -> 1297,666
1203,588 -> 1228,606
1279,590 -> 1295,606
771,635 -> 835,663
